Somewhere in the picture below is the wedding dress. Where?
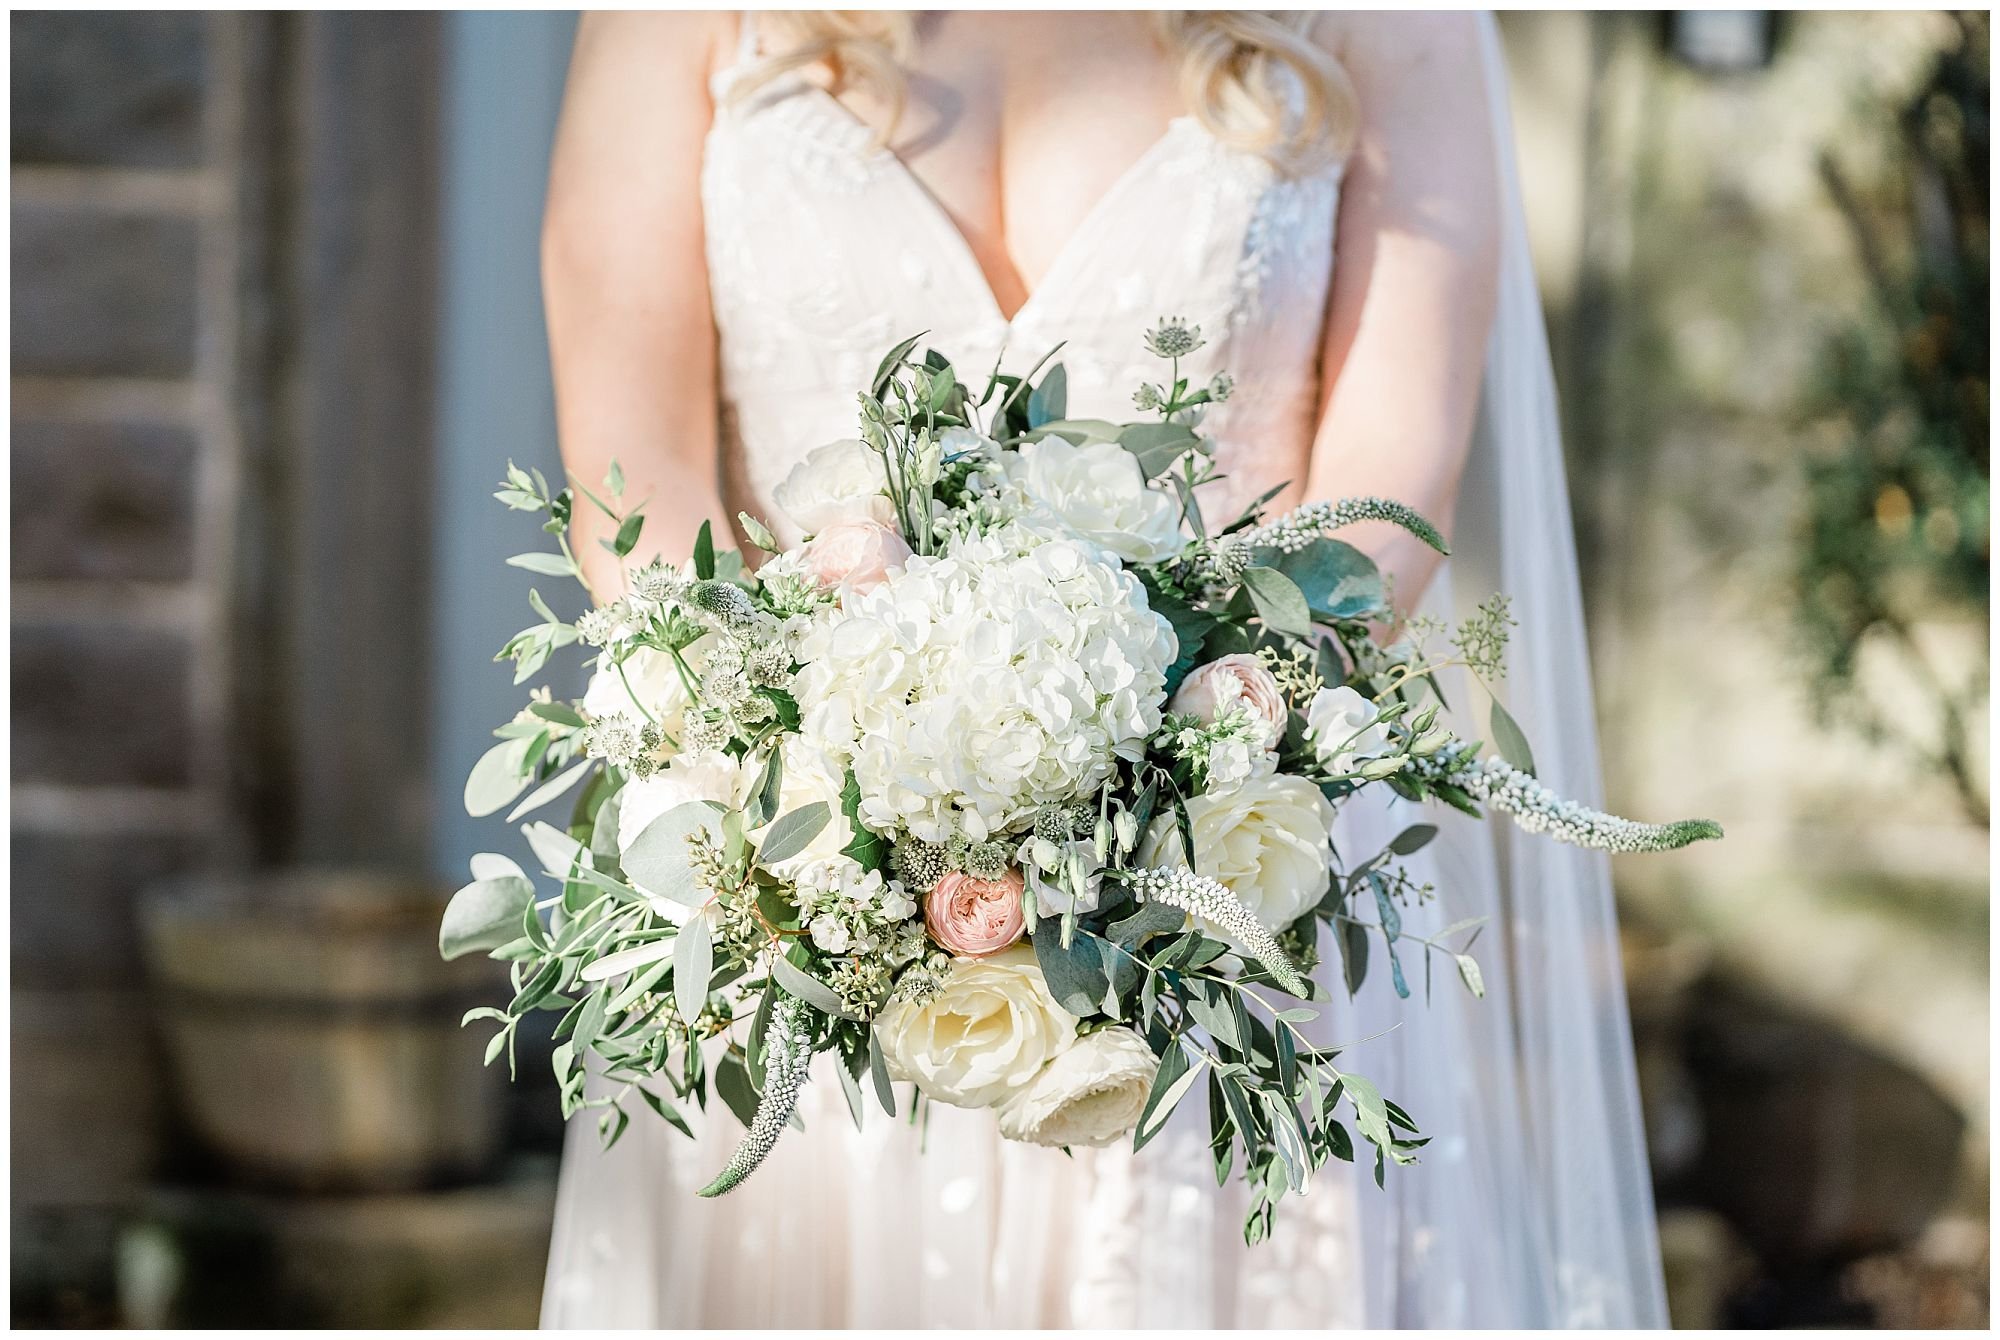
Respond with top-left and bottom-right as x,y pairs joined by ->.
541,14 -> 1668,1328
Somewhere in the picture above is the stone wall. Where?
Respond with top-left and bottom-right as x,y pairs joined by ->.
10,13 -> 442,1317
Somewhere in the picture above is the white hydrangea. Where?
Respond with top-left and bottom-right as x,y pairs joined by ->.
999,437 -> 1187,565
793,526 -> 1176,843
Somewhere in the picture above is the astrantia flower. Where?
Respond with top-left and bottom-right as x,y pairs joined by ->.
582,639 -> 710,751
792,527 -> 1176,843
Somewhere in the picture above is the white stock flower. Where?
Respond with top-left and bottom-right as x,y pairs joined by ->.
1304,685 -> 1392,775
875,945 -> 1076,1110
771,438 -> 896,536
793,527 -> 1175,842
998,1025 -> 1159,1148
1001,437 -> 1187,565
1138,772 -> 1336,932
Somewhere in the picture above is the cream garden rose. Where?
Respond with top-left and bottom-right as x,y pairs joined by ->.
1170,654 -> 1288,742
1138,771 -> 1336,932
771,438 -> 896,536
802,518 -> 911,594
615,749 -> 751,857
998,1025 -> 1159,1148
1001,436 -> 1187,564
875,945 -> 1076,1110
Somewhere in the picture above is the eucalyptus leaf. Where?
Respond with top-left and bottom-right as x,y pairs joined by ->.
506,552 -> 579,577
579,939 -> 675,983
1032,918 -> 1110,1017
770,953 -> 855,1020
867,1030 -> 897,1117
1490,700 -> 1537,776
757,801 -> 831,867
440,874 -> 535,959
464,738 -> 533,817
1387,823 -> 1439,856
468,851 -> 526,883
1271,538 -> 1386,622
674,912 -> 713,1024
1456,954 -> 1486,999
622,802 -> 728,908
524,820 -> 584,880
1240,566 -> 1313,638
1026,363 -> 1067,427
745,746 -> 784,828
611,512 -> 645,558
1118,421 -> 1202,479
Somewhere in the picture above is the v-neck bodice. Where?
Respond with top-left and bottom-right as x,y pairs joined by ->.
700,31 -> 1344,545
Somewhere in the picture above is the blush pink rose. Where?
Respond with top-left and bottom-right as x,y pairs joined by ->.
802,519 -> 912,594
1169,653 -> 1287,738
925,869 -> 1027,957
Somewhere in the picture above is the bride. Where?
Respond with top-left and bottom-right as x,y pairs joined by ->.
536,10 -> 1666,1328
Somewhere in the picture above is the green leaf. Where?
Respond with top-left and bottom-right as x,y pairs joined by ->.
1032,918 -> 1110,1017
1271,539 -> 1386,622
1133,1039 -> 1197,1149
579,939 -> 674,983
867,1030 -> 897,1117
637,1087 -> 693,1138
1336,916 -> 1369,998
1489,700 -> 1537,777
870,332 -> 926,396
674,912 -> 713,1024
464,738 -> 533,817
439,874 -> 536,959
1342,1072 -> 1394,1153
1388,823 -> 1438,856
1239,566 -> 1313,638
715,1048 -> 761,1129
745,746 -> 783,828
522,818 -> 587,879
622,802 -> 727,907
757,802 -> 831,866
692,521 -> 715,580
1026,363 -> 1067,427
506,758 -> 593,823
527,700 -> 586,728
770,954 -> 854,1020
507,552 -> 579,577
1107,900 -> 1187,946
1455,954 -> 1486,999
837,770 -> 887,870
1118,421 -> 1202,479
611,512 -> 645,558
1023,417 -> 1122,446
605,459 -> 625,497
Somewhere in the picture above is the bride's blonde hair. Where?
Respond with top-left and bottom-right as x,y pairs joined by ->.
730,11 -> 1358,176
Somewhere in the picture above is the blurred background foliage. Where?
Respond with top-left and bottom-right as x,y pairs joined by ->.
8,9 -> 1989,1330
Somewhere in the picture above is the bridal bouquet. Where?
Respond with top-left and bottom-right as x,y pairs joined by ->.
442,322 -> 1719,1240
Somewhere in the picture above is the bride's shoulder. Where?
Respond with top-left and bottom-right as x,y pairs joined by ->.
570,11 -> 739,89
1309,11 -> 1487,79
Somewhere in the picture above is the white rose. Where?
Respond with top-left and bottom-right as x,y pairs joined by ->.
582,639 -> 709,748
1001,437 -> 1186,565
875,945 -> 1077,1110
616,749 -> 751,857
1304,685 -> 1391,775
771,438 -> 896,536
998,1026 -> 1159,1148
1138,772 -> 1335,932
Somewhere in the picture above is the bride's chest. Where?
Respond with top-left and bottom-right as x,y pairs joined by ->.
698,69 -> 1344,424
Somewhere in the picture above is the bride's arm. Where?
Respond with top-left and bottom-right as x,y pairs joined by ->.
1303,14 -> 1502,617
543,12 -> 737,602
